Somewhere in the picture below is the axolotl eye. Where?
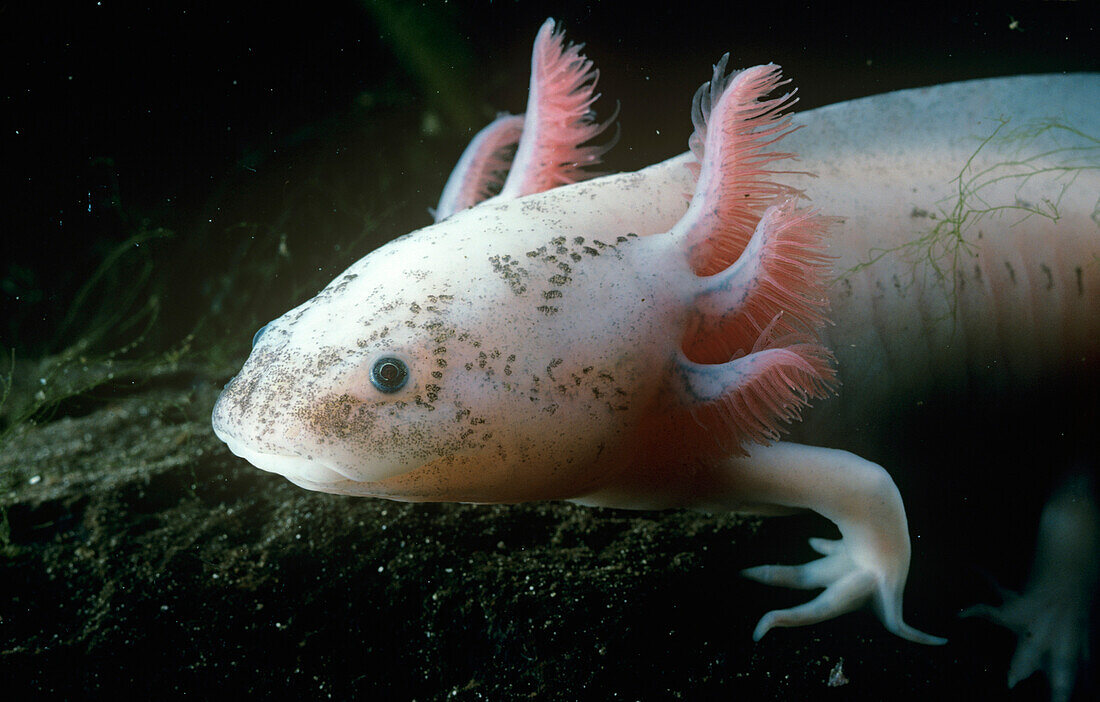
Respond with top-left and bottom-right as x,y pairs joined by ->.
370,356 -> 409,393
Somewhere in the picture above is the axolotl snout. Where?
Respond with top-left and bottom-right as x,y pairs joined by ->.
213,17 -> 1100,672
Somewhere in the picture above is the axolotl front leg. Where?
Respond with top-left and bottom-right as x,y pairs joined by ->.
574,442 -> 944,644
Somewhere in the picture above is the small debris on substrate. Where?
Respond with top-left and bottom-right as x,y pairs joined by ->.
0,358 -> 1056,700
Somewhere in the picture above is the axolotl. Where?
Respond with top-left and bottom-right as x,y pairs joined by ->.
212,18 -> 1100,684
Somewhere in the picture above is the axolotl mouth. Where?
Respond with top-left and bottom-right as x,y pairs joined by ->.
210,394 -> 390,496
213,430 -> 496,502
212,426 -> 359,494
212,401 -> 438,499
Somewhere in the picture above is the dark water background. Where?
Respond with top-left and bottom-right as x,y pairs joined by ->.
3,1 -> 1097,358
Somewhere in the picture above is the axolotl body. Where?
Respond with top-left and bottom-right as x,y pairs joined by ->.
212,18 -> 1100,686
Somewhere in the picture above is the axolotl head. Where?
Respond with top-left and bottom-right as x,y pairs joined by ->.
212,48 -> 838,505
211,202 -> 680,503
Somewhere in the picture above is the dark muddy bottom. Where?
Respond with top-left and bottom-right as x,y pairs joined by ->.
0,359 -> 1072,700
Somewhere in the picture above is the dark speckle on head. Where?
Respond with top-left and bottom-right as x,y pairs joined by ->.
489,254 -> 529,295
546,358 -> 563,379
297,392 -> 373,440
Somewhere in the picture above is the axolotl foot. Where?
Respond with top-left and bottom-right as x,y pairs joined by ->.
743,534 -> 946,645
961,473 -> 1098,702
578,442 -> 946,644
657,442 -> 947,645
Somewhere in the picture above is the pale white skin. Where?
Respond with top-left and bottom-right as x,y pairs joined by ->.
212,175 -> 702,503
213,73 -> 1099,652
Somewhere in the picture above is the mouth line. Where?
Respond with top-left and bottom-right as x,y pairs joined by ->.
213,421 -> 428,498
224,442 -> 428,498
219,436 -> 356,484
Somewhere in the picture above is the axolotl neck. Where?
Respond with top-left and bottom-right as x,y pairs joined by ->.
212,170 -> 701,503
